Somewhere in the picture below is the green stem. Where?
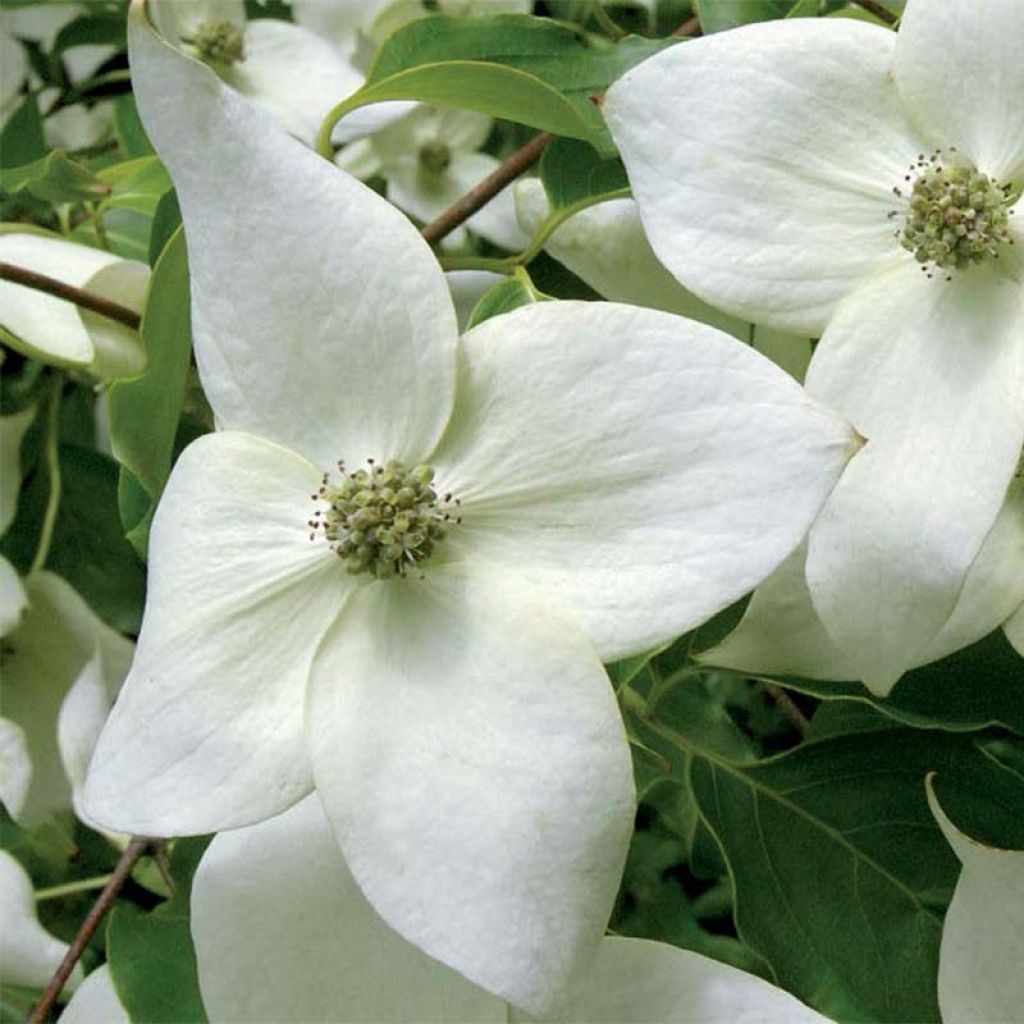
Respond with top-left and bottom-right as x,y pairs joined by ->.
590,1 -> 627,39
29,378 -> 63,576
84,202 -> 110,251
35,875 -> 113,902
439,187 -> 632,275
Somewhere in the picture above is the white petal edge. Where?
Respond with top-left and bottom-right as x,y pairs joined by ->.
805,261 -> 1024,693
59,965 -> 130,1024
604,18 -> 926,336
566,937 -> 831,1024
926,776 -> 1024,1024
307,560 -> 635,1018
1006,601 -> 1024,657
83,432 -> 349,836
894,0 -> 1024,182
0,849 -> 82,992
2,572 -> 133,827
703,478 -> 1024,680
191,796 -> 507,1022
0,716 -> 31,821
128,5 -> 458,469
0,233 -> 143,370
432,301 -> 856,661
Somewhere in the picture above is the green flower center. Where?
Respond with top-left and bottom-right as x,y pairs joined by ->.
309,460 -> 459,579
186,19 -> 246,65
892,150 -> 1015,276
418,141 -> 452,175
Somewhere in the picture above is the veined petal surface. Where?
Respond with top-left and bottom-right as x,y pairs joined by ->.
604,19 -> 925,335
805,262 -> 1024,692
433,301 -> 855,662
83,432 -> 349,835
895,0 -> 1024,183
192,796 -> 506,1022
128,10 -> 457,469
927,778 -> 1024,1024
307,561 -> 635,1018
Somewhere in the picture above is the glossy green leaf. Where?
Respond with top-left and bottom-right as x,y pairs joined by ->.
52,12 -> 126,55
107,837 -> 211,1024
48,443 -> 147,634
114,94 -> 156,159
334,16 -> 674,155
98,156 -> 172,216
686,730 -> 1024,1022
0,95 -> 46,169
539,137 -> 628,210
698,0 -> 793,32
108,228 -> 191,560
466,274 -> 538,327
0,149 -> 110,204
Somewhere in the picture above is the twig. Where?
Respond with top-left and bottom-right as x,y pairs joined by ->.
420,132 -> 553,246
29,837 -> 153,1023
673,15 -> 701,37
764,683 -> 810,736
0,262 -> 141,330
850,0 -> 898,24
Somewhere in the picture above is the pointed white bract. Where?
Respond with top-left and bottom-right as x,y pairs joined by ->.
927,777 -> 1024,1023
84,7 -> 854,1013
606,0 -> 1024,691
189,797 -> 832,1023
58,966 -> 130,1024
0,849 -> 82,993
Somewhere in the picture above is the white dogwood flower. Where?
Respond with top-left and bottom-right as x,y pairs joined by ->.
606,0 -> 1024,692
84,7 -> 853,1015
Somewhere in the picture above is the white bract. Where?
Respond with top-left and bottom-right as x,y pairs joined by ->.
0,232 -> 149,379
0,849 -> 82,993
514,180 -> 814,380
926,777 -> 1024,1023
0,572 -> 134,827
83,5 -> 853,1015
0,405 -> 34,635
338,105 -> 528,250
606,0 -> 1024,693
182,796 -> 831,1024
702,478 -> 1024,681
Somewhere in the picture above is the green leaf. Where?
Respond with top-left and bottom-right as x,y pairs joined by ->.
763,630 -> 1024,735
0,94 -> 46,169
698,0 -> 793,32
108,228 -> 191,560
334,15 -> 674,156
48,443 -> 147,634
114,94 -> 156,159
466,274 -> 537,327
686,730 -> 1024,1022
107,837 -> 212,1024
97,156 -> 172,215
539,136 -> 628,210
52,12 -> 126,55
0,149 -> 110,204
147,189 -> 181,266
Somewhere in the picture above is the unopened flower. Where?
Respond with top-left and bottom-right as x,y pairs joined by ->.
84,7 -> 853,1015
606,0 -> 1024,692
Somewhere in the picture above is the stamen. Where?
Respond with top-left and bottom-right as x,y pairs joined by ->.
419,141 -> 452,175
182,19 -> 246,65
309,459 -> 457,579
890,150 -> 1015,275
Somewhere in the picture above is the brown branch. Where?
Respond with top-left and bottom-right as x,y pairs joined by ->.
850,0 -> 898,24
29,837 -> 153,1023
420,132 -> 553,247
0,261 -> 141,330
765,683 -> 810,736
672,15 -> 701,37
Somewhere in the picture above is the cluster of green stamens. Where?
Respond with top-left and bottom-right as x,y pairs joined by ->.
308,460 -> 459,579
891,150 -> 1014,276
419,141 -> 452,175
185,19 -> 246,65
